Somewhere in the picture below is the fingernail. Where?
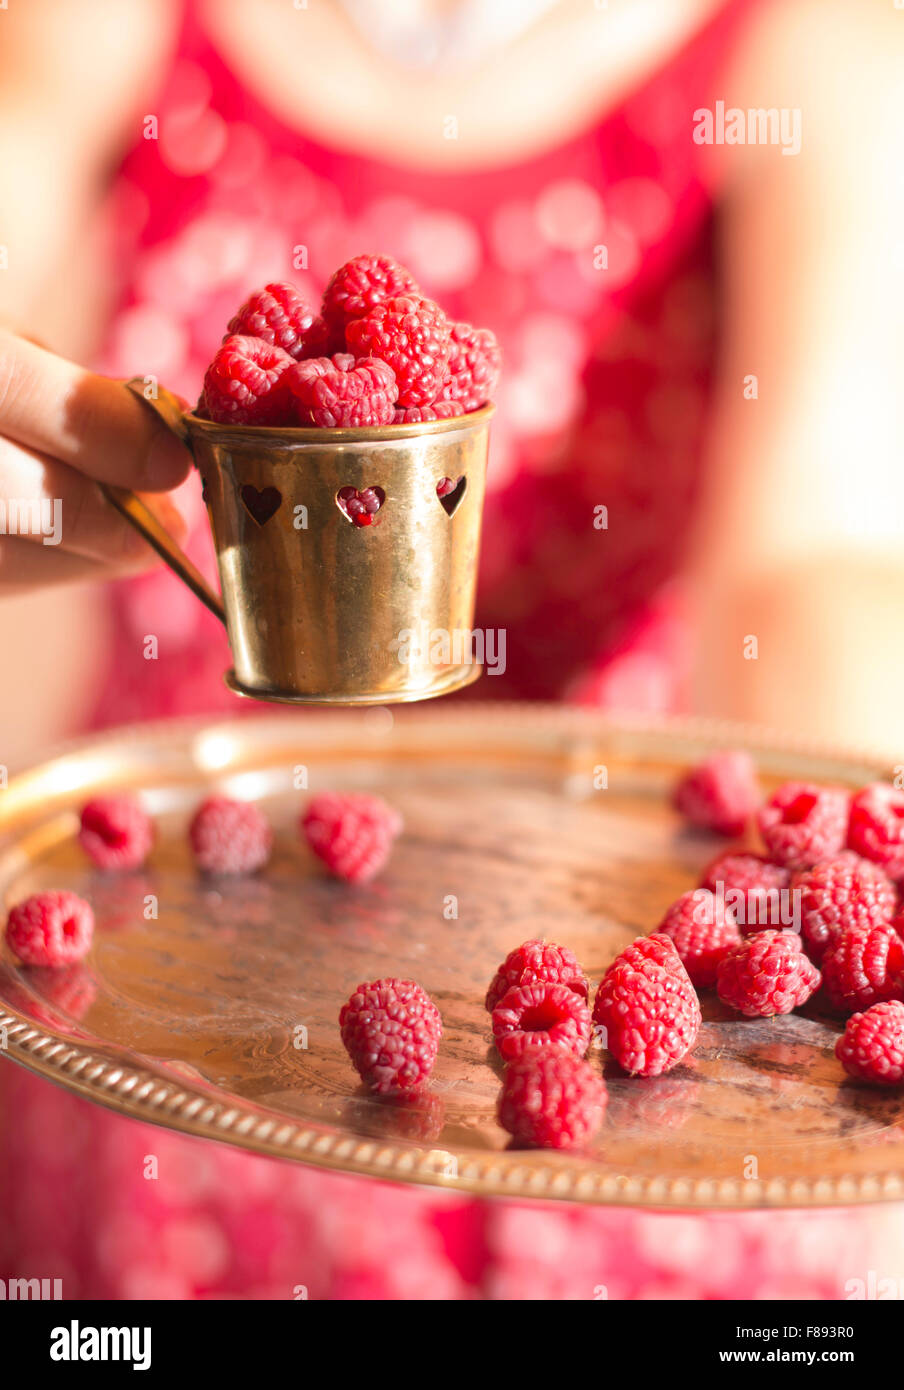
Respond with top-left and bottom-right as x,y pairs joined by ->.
143,425 -> 192,490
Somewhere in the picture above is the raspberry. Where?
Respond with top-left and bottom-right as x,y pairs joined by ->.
189,796 -> 273,875
673,750 -> 759,837
79,794 -> 153,871
848,784 -> 904,881
6,891 -> 94,967
836,1001 -> 904,1085
821,921 -> 904,1014
485,939 -> 589,1013
592,934 -> 701,1077
792,851 -> 896,963
757,782 -> 849,870
394,401 -> 464,424
702,851 -> 790,897
226,281 -> 333,360
491,982 -> 592,1061
337,485 -> 385,527
701,851 -> 791,932
716,930 -> 821,1016
655,889 -> 742,988
286,353 -> 398,428
321,254 -> 419,335
436,322 -> 501,411
202,335 -> 293,425
302,792 -> 402,884
339,977 -> 442,1093
498,1052 -> 607,1151
346,295 -> 452,408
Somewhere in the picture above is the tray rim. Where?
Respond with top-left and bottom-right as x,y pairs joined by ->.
0,703 -> 899,1211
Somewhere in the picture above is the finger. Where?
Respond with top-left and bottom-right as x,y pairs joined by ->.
0,532 -> 158,590
0,436 -> 187,565
0,330 -> 192,491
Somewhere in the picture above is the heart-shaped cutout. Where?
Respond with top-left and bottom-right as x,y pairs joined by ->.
241,484 -> 281,526
436,475 -> 466,517
337,486 -> 385,528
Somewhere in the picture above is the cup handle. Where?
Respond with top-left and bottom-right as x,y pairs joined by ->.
99,379 -> 226,626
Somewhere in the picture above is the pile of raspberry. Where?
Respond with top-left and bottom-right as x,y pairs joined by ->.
670,752 -> 904,1087
488,933 -> 699,1149
340,931 -> 701,1152
339,760 -> 904,1152
197,255 -> 501,429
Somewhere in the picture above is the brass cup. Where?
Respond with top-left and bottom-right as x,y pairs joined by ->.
103,383 -> 492,705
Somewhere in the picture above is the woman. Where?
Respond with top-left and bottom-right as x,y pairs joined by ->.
0,0 -> 902,1299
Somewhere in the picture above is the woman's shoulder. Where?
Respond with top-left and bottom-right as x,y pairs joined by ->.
723,0 -> 900,103
704,0 -> 901,188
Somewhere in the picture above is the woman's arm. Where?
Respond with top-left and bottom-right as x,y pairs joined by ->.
689,0 -> 904,753
0,0 -> 185,757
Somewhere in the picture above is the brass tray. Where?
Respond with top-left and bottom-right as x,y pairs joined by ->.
0,705 -> 901,1209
